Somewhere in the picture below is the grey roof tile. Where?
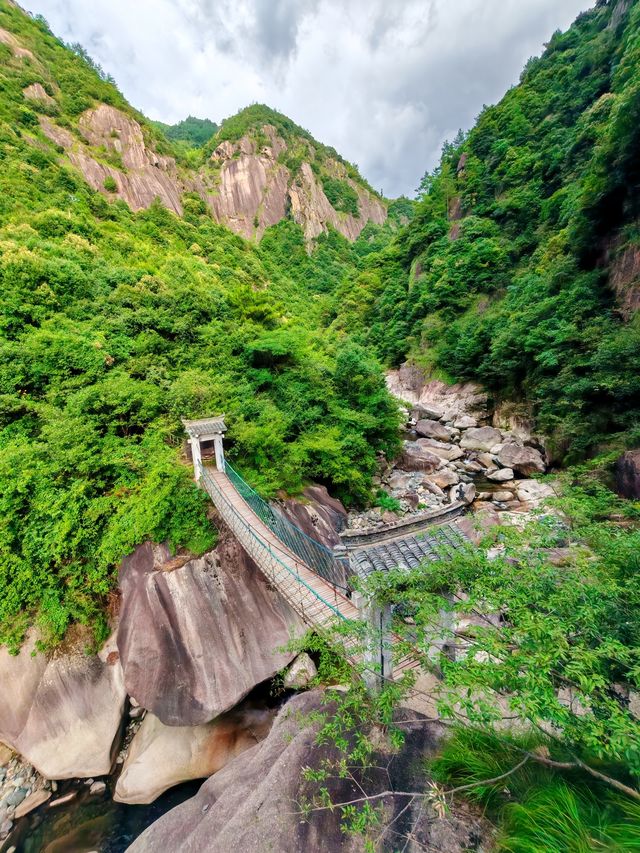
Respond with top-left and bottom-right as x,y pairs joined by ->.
350,523 -> 468,579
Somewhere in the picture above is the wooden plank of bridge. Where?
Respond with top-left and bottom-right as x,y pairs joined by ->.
207,469 -> 359,626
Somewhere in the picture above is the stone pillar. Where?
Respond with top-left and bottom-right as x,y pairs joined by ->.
213,433 -> 225,472
352,591 -> 393,693
190,437 -> 203,482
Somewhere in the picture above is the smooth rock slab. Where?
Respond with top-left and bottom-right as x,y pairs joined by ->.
117,535 -> 303,726
14,789 -> 50,819
0,629 -> 126,779
115,701 -> 275,805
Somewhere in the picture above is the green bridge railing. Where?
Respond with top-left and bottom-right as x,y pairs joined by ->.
223,461 -> 350,592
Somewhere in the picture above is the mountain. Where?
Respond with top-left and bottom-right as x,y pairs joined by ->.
0,0 -> 400,647
0,6 -> 387,247
152,115 -> 218,147
351,0 -> 640,462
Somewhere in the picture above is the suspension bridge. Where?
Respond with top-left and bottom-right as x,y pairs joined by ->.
183,415 -> 468,683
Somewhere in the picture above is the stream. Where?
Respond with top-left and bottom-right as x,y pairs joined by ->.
1,779 -> 201,853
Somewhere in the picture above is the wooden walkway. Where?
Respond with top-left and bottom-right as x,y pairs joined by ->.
202,468 -> 360,627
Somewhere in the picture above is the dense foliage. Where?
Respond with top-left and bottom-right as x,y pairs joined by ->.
346,0 -> 640,461
152,115 -> 218,148
0,3 -> 400,649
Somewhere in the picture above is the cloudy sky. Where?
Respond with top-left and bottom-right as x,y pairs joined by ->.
23,0 -> 592,197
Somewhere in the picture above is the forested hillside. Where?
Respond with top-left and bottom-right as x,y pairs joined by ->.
0,1 -> 401,648
347,0 -> 640,462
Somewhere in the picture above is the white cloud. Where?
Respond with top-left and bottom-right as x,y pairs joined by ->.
21,0 -> 593,196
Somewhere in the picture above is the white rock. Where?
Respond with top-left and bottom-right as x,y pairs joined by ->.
460,427 -> 503,452
283,653 -> 318,690
515,480 -> 556,504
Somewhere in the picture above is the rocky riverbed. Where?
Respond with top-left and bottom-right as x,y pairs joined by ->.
348,372 -> 555,532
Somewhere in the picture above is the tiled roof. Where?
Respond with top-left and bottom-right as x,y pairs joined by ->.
349,523 -> 468,579
182,416 -> 227,436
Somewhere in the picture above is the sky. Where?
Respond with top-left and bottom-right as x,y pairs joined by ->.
22,0 -> 593,197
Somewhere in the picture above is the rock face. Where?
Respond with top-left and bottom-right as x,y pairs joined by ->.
614,449 -> 640,499
117,534 -> 303,726
127,690 -> 490,853
386,365 -> 489,422
0,629 -> 126,779
279,484 -> 347,549
38,107 -> 386,244
114,700 -> 276,805
126,691 -> 361,853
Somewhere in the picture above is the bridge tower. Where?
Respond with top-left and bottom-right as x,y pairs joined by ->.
182,415 -> 227,480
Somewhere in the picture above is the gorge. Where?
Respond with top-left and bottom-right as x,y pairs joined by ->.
0,0 -> 639,850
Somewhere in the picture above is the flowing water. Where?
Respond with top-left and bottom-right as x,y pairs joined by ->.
1,779 -> 201,853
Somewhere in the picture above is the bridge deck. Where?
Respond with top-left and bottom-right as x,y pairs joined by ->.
202,468 -> 359,627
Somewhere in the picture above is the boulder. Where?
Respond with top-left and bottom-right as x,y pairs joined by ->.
487,468 -> 514,483
0,628 -> 126,779
516,480 -> 556,504
497,444 -> 545,476
492,491 -> 514,503
399,442 -> 443,473
128,689 -> 490,853
283,653 -> 318,689
476,452 -> 498,472
115,700 -> 275,805
614,450 -> 640,499
459,427 -> 503,453
126,691 -> 362,852
117,536 -> 304,726
415,419 -> 452,442
449,483 -> 476,505
453,415 -> 477,429
280,485 -> 347,548
427,469 -> 460,489
387,470 -> 414,492
14,789 -> 50,819
416,438 -> 464,462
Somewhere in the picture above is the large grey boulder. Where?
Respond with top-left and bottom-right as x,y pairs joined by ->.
115,700 -> 275,804
117,534 -> 304,726
400,441 -> 444,472
0,629 -> 126,779
497,443 -> 545,476
415,419 -> 452,442
128,689 -> 489,853
459,427 -> 503,452
126,691 -> 364,853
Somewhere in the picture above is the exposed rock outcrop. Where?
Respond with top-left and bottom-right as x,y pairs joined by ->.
23,82 -> 55,107
114,700 -> 276,805
279,484 -> 347,548
0,629 -> 126,779
386,364 -> 489,423
127,690 -> 490,853
38,107 -> 386,244
614,449 -> 640,499
117,534 -> 303,727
